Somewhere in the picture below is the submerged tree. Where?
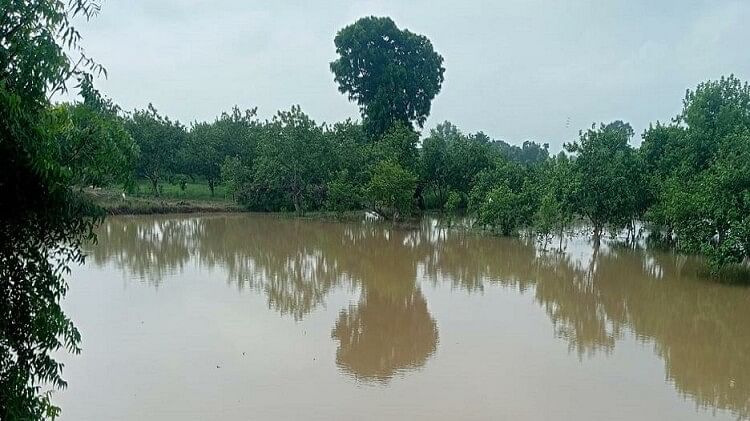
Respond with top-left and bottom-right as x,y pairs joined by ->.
565,121 -> 644,244
644,76 -> 750,271
331,16 -> 445,138
534,153 -> 577,251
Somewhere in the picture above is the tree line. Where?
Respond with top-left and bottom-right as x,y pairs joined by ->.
92,72 -> 749,274
2,4 -> 750,419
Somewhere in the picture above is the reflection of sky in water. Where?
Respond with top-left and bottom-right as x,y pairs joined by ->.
61,214 -> 750,421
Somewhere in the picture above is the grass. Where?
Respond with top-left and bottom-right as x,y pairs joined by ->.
130,180 -> 230,202
87,180 -> 242,215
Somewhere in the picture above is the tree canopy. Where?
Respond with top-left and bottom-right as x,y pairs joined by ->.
0,0 -> 133,418
4,4 -> 750,419
330,16 -> 445,138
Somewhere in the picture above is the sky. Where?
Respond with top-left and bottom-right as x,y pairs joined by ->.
72,0 -> 750,151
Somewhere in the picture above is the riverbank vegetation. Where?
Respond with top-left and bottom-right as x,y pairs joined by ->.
103,73 -> 750,274
63,17 -> 750,274
2,1 -> 750,418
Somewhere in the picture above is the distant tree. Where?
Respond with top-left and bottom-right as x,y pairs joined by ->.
534,192 -> 558,250
490,139 -> 549,165
367,160 -> 417,220
678,75 -> 750,168
253,106 -> 332,214
331,16 -> 445,138
443,190 -> 462,227
126,105 -> 187,195
186,122 -> 223,196
419,123 -> 452,205
444,190 -> 462,213
542,153 -> 577,250
220,156 -> 249,202
565,121 -> 643,243
446,131 -> 495,197
420,122 -> 495,208
186,107 -> 259,196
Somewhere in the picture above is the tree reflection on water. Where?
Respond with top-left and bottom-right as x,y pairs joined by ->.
89,214 -> 750,418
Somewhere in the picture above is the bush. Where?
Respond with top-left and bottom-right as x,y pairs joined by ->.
478,185 -> 522,235
367,160 -> 417,220
326,170 -> 361,213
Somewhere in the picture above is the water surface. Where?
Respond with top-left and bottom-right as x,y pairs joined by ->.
58,214 -> 750,420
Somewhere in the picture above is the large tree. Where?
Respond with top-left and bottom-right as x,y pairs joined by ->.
0,0 -> 120,418
330,16 -> 445,138
643,75 -> 750,271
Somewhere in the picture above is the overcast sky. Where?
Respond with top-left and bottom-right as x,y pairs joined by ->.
74,0 -> 750,150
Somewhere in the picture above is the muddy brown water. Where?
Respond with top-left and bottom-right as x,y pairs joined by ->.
56,214 -> 750,420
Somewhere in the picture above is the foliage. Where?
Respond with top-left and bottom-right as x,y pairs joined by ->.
469,159 -> 532,219
125,105 -> 187,195
326,170 -> 362,213
186,107 -> 258,196
367,160 -> 417,220
174,174 -> 189,191
419,124 -> 450,204
249,106 -> 332,214
565,121 -> 645,241
330,16 -> 445,138
0,1 -> 112,419
326,119 -> 371,187
221,156 -> 249,202
53,75 -> 138,188
444,190 -> 462,214
642,75 -> 750,270
491,139 -> 550,165
534,192 -> 558,249
420,122 -> 495,207
372,121 -> 420,172
477,185 -> 523,235
536,153 -> 577,249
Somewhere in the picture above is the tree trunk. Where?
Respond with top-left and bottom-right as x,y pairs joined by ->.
208,179 -> 215,197
150,177 -> 159,196
414,184 -> 426,211
592,224 -> 602,248
293,194 -> 303,216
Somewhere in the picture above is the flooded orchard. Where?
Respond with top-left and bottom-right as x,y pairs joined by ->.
57,214 -> 750,420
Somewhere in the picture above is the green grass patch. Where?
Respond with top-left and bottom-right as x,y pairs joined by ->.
87,184 -> 241,215
131,180 -> 230,202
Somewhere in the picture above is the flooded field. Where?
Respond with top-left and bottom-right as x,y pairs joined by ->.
57,214 -> 750,420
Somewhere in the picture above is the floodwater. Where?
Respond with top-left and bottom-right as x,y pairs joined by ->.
57,214 -> 750,420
